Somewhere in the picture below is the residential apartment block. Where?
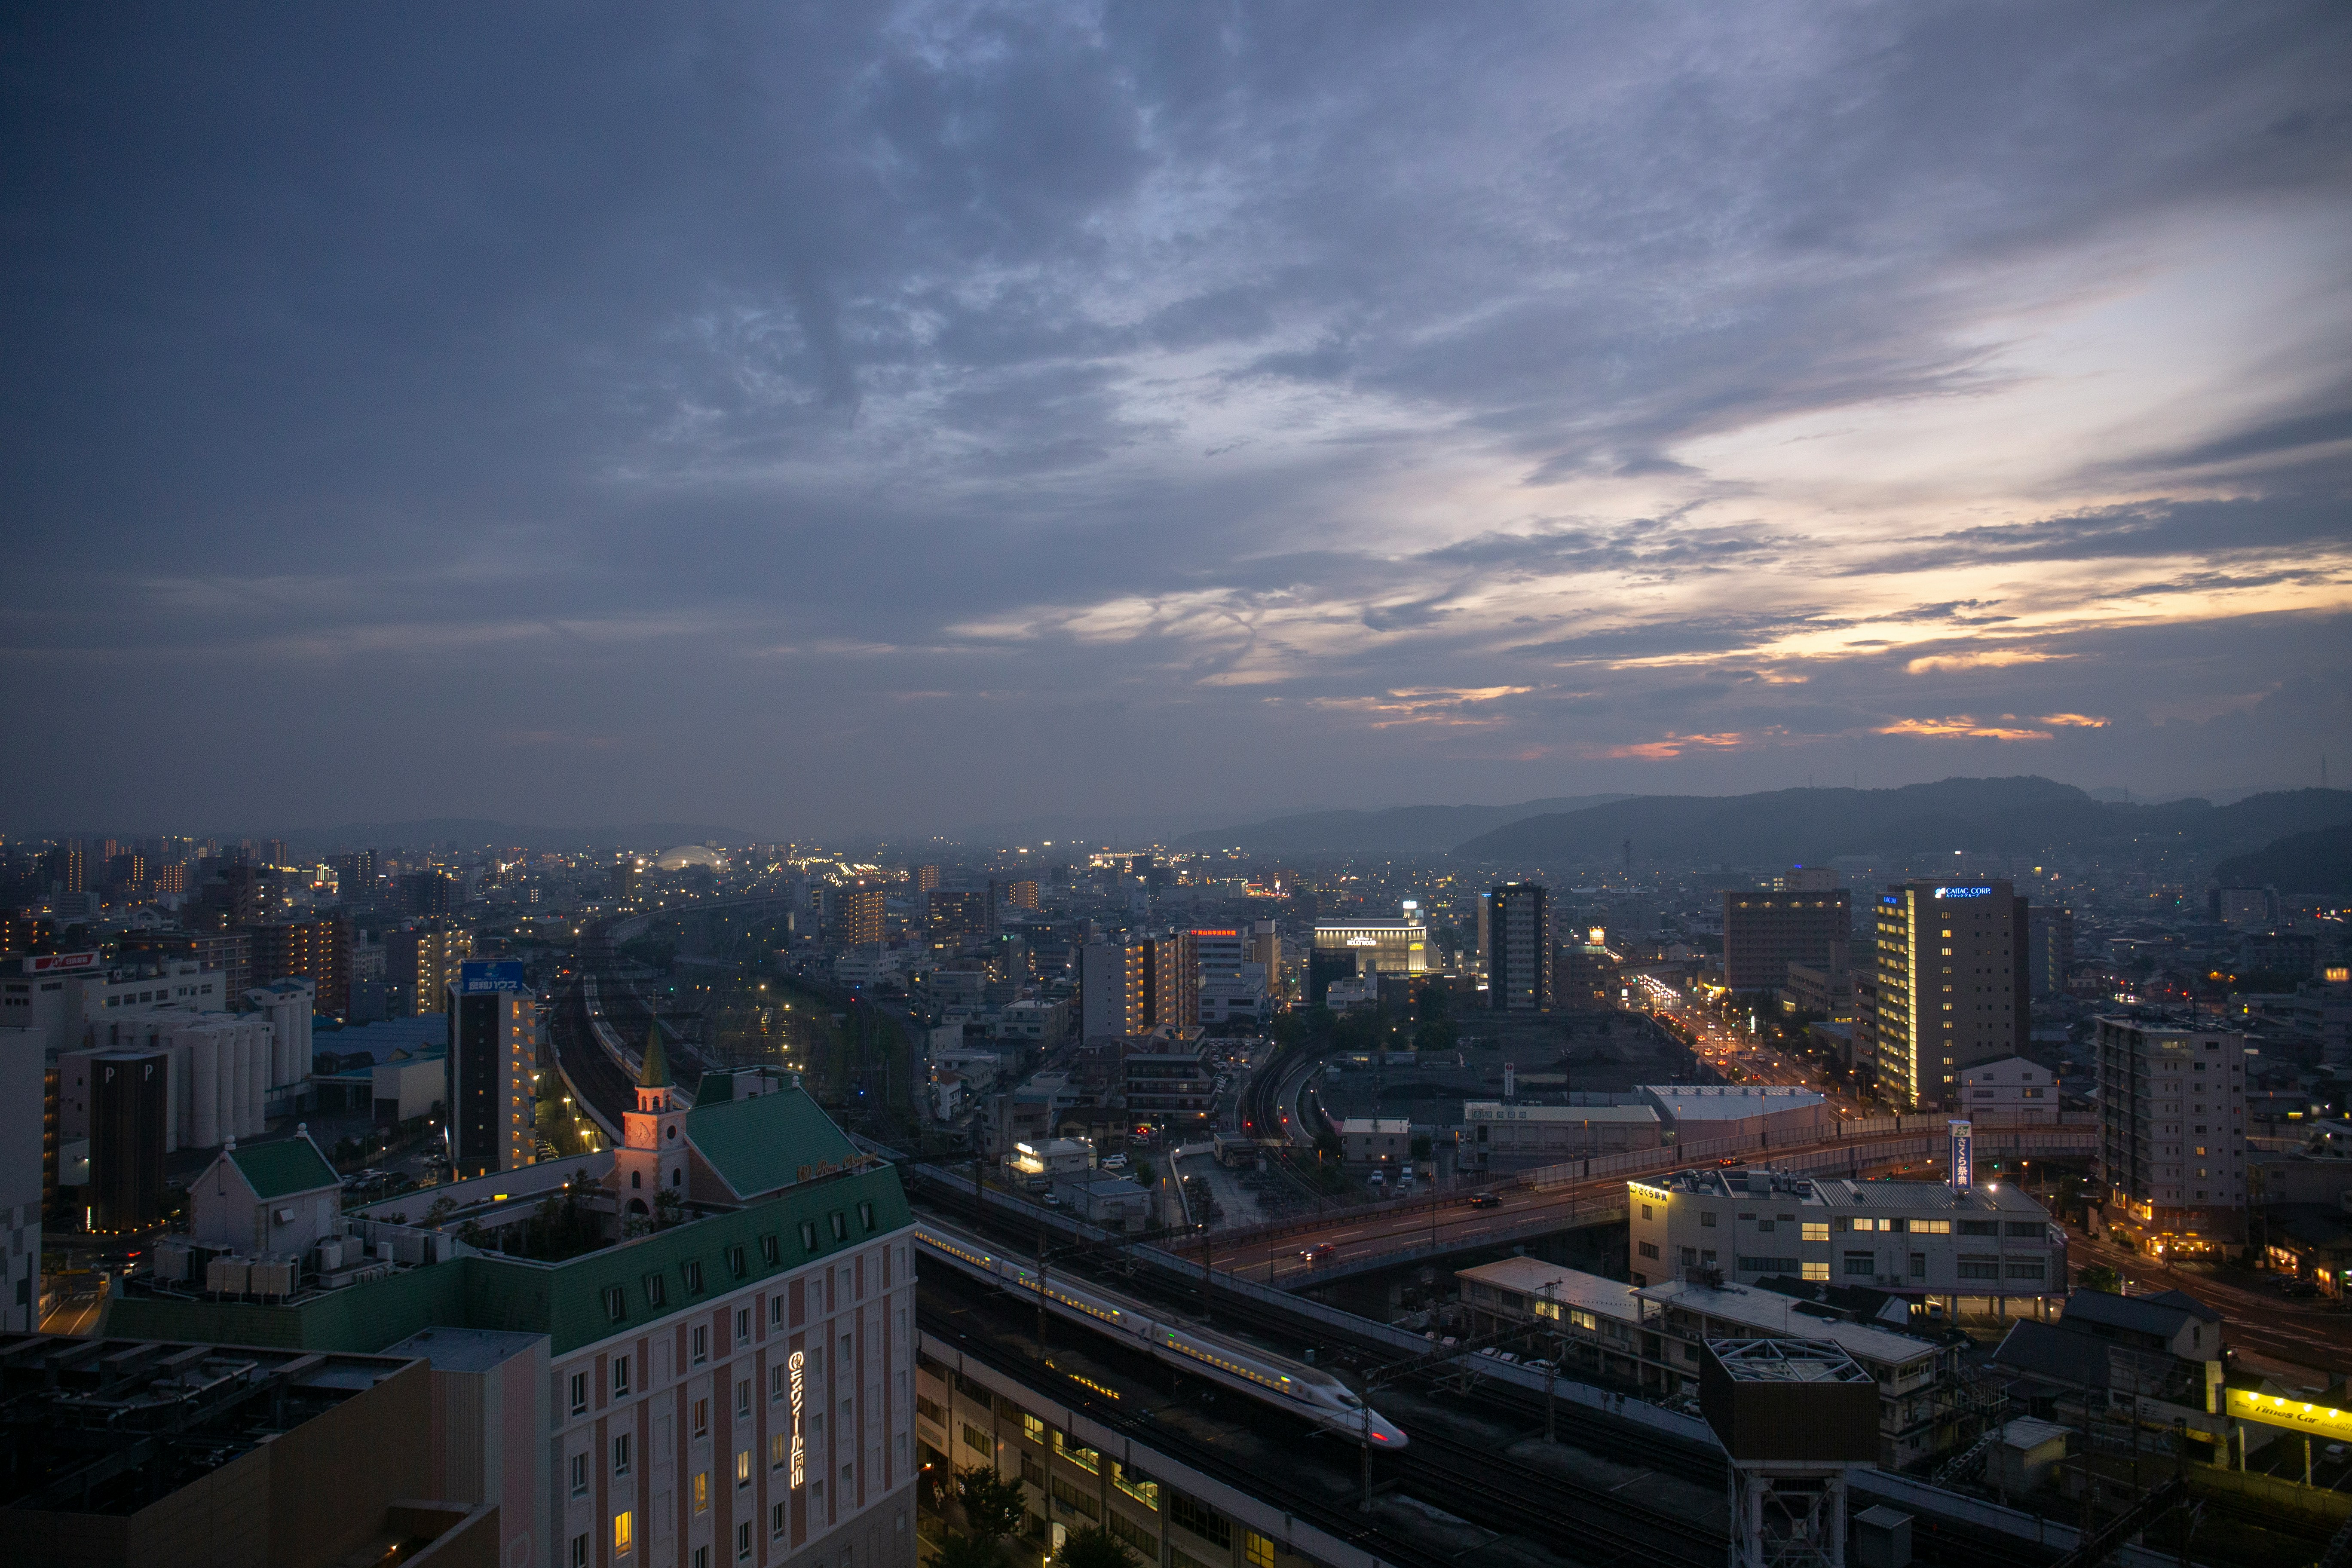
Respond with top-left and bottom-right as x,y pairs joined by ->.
2094,1014 -> 2251,1254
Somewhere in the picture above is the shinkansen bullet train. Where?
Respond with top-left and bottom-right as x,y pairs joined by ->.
916,1218 -> 1408,1449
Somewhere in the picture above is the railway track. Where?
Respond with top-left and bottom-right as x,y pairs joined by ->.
1396,1427 -> 1718,1568
921,1303 -> 1468,1568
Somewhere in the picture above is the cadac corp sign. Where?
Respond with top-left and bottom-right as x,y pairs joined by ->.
1933,887 -> 1992,899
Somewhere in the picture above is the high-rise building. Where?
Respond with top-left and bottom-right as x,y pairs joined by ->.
444,960 -> 536,1178
1078,933 -> 1197,1041
1722,883 -> 1851,991
2026,905 -> 2075,999
85,1049 -> 168,1232
385,922 -> 471,1018
1869,880 -> 2027,1109
1487,882 -> 1551,1011
263,839 -> 289,867
925,886 -> 993,948
2094,1014 -> 2250,1254
610,856 -> 639,902
834,881 -> 886,947
247,915 -> 351,1017
331,849 -> 377,901
0,1011 -> 41,1330
53,839 -> 85,894
995,878 -> 1039,911
913,864 -> 941,893
400,870 -> 456,917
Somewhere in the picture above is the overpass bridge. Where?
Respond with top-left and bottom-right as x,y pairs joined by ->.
1179,1114 -> 2099,1286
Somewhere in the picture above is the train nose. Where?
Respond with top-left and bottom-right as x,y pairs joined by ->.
1368,1419 -> 1409,1450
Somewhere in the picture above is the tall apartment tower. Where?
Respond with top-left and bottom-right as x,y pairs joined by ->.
1869,879 -> 2028,1108
1721,880 -> 1852,990
2094,1014 -> 2249,1252
1487,883 -> 1551,1012
2027,905 -> 2075,999
994,878 -> 1040,912
246,915 -> 351,1017
443,960 -> 536,1178
925,886 -> 994,948
385,922 -> 470,1018
1078,933 -> 1197,1041
913,864 -> 941,893
833,880 -> 887,947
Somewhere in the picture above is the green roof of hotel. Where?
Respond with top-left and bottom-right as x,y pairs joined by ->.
227,1135 -> 339,1199
114,1090 -> 910,1359
687,1086 -> 858,1200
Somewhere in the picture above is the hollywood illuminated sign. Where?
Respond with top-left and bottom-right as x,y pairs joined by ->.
789,1349 -> 805,1486
1933,887 -> 1991,900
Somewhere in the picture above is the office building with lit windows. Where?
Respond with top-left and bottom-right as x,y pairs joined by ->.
1869,880 -> 2027,1109
1626,1165 -> 2065,1316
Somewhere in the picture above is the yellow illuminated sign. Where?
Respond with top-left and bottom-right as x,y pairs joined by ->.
2228,1387 -> 2352,1440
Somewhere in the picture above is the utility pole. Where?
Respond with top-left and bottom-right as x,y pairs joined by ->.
1200,1224 -> 1213,1324
1036,1223 -> 1051,1365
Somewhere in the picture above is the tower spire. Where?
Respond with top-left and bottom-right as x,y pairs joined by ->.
639,1020 -> 671,1089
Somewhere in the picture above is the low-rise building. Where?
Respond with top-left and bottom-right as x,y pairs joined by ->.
1339,1118 -> 1411,1170
1639,1084 -> 1833,1149
1123,1036 -> 1217,1123
1959,1056 -> 2060,1112
1008,1138 -> 1096,1186
1781,961 -> 1853,1022
1461,1101 -> 1662,1170
1053,1171 -> 1155,1230
1626,1165 -> 2067,1314
1989,1288 -> 2227,1458
1453,1257 -> 1979,1468
1639,1276 -> 1979,1468
188,1128 -> 343,1260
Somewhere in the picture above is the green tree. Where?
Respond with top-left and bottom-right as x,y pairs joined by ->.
955,1465 -> 1029,1548
926,1532 -> 1006,1568
2075,1264 -> 2122,1294
1413,1016 -> 1458,1053
1055,1527 -> 1135,1568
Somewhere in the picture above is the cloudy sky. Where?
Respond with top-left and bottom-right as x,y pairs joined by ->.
5,2 -> 2348,841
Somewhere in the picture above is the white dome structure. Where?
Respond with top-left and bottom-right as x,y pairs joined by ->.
654,844 -> 724,870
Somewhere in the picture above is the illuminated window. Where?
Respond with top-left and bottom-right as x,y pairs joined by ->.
1246,1532 -> 1276,1568
613,1510 -> 635,1557
694,1471 -> 710,1513
738,1449 -> 753,1488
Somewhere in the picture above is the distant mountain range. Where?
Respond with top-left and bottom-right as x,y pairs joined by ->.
286,819 -> 753,855
1172,794 -> 1635,854
1453,778 -> 2352,868
2213,823 -> 2352,895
